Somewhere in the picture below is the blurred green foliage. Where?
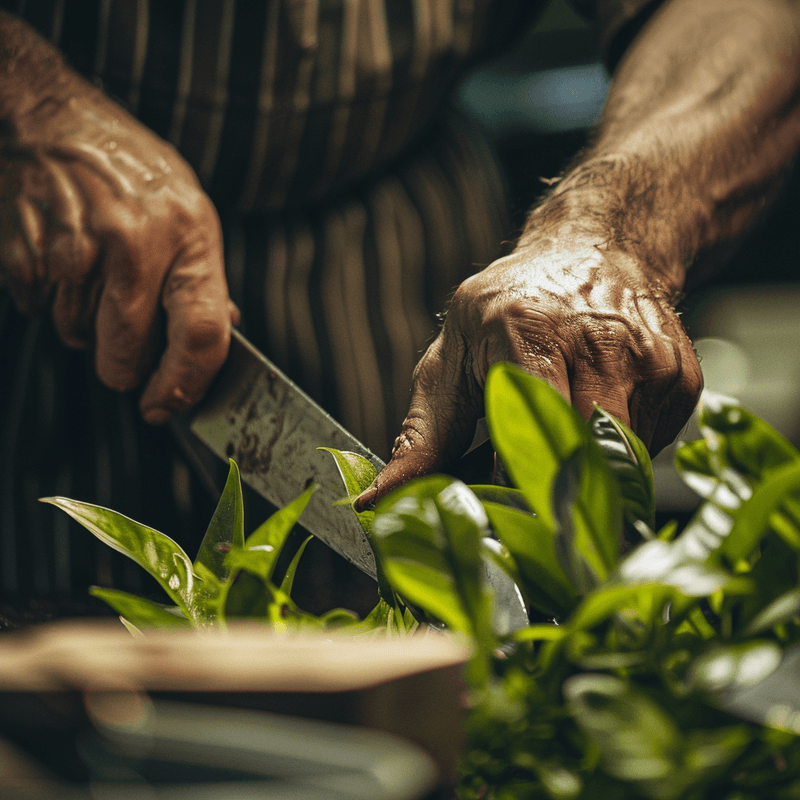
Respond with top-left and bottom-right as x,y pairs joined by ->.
44,363 -> 800,798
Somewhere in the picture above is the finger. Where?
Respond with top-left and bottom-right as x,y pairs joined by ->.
569,361 -> 633,428
648,344 -> 703,455
44,158 -> 101,347
354,334 -> 483,511
138,235 -> 233,424
229,299 -> 241,327
0,194 -> 48,314
484,297 -> 574,404
570,346 -> 674,454
94,245 -> 163,392
566,312 -> 674,446
0,232 -> 44,314
51,277 -> 102,349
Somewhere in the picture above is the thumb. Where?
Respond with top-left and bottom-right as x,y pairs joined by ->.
353,339 -> 483,511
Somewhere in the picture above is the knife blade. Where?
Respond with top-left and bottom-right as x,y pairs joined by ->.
185,328 -> 380,579
183,329 -> 528,635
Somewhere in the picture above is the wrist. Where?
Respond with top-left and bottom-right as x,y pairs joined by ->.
516,155 -> 690,296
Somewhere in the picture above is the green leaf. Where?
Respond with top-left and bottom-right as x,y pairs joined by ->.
319,449 -> 399,604
698,396 -> 800,483
119,617 -> 145,638
220,487 -> 316,622
512,623 -> 568,644
527,757 -> 582,800
555,442 -> 622,590
41,497 -> 197,619
320,448 -> 378,499
319,448 -> 378,534
673,499 -> 735,565
224,546 -> 280,586
682,725 -> 752,779
577,442 -> 623,579
618,539 -> 737,598
223,570 -> 292,624
721,462 -> 800,564
590,405 -> 655,528
675,439 -> 735,506
233,485 -> 317,583
565,674 -> 750,800
348,599 -> 418,636
565,674 -> 682,787
673,435 -> 755,584
686,605 -> 718,640
357,598 -> 395,634
743,587 -> 800,636
319,608 -> 361,629
657,519 -> 680,542
736,533 -> 800,633
552,450 -> 599,595
567,582 -> 674,635
280,534 -> 313,597
483,501 -> 577,618
194,459 -> 245,582
190,561 -> 225,613
688,640 -> 783,695
89,587 -> 192,630
469,485 -> 531,513
371,476 -> 493,643
486,363 -> 585,531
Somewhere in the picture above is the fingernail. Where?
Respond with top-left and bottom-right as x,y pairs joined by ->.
142,407 -> 170,426
353,487 -> 377,513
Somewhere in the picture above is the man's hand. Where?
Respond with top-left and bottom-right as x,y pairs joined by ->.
0,15 -> 237,424
355,240 -> 703,509
357,0 -> 800,508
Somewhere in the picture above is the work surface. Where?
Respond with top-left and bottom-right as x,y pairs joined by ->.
0,621 -> 470,797
0,619 -> 468,692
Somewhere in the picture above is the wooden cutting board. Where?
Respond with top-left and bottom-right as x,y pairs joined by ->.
0,620 -> 470,791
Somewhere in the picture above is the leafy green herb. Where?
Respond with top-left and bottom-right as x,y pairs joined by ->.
43,364 -> 800,799
365,365 -> 800,798
43,461 -> 352,632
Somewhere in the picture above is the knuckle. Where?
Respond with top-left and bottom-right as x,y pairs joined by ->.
391,420 -> 425,459
98,364 -> 140,393
53,312 -> 91,350
485,294 -> 558,335
176,312 -> 230,364
410,335 -> 447,386
170,185 -> 220,235
497,299 -> 560,339
482,299 -> 567,369
0,236 -> 35,277
450,272 -> 482,303
581,316 -> 636,356
672,348 -> 704,412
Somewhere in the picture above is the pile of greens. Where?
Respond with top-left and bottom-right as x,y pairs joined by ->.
45,363 -> 800,799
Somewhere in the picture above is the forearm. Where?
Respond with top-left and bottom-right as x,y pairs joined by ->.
520,0 -> 800,293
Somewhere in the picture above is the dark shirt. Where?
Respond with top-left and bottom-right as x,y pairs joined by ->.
2,0 -> 657,213
0,0 -> 663,602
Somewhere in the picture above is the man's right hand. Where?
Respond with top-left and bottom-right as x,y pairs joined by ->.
354,238 -> 703,511
0,15 -> 237,424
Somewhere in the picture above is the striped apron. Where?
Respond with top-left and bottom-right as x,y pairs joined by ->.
0,0 -> 650,607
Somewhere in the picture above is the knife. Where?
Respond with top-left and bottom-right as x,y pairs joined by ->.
182,328 -> 380,578
181,329 -> 528,633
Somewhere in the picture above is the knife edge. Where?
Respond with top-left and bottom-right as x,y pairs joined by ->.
185,329 -> 383,579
